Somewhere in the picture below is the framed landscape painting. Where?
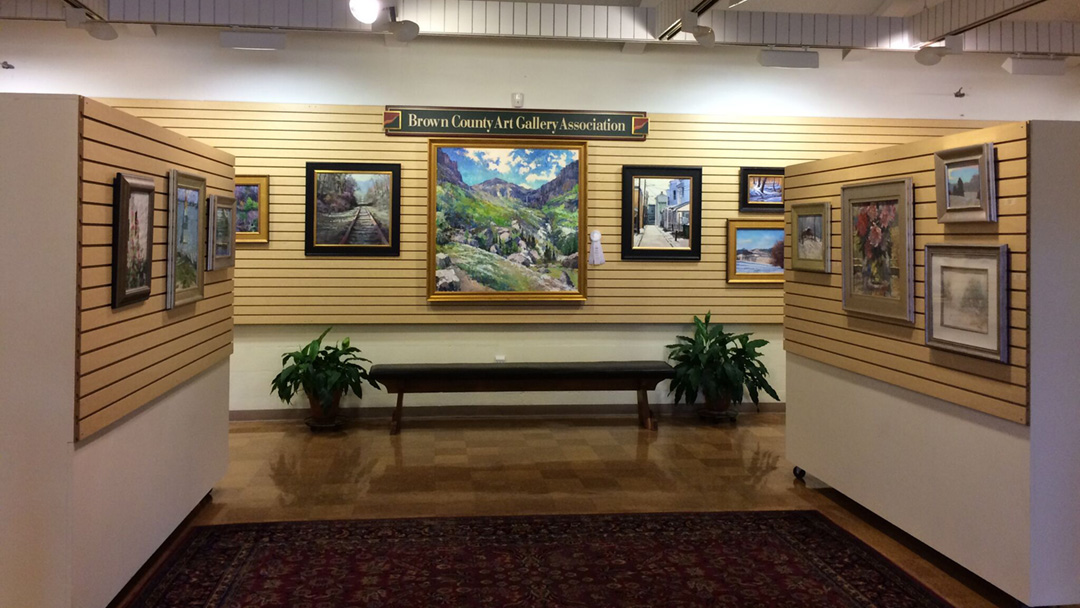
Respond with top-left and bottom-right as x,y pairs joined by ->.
305,162 -> 401,257
428,139 -> 587,301
620,166 -> 702,261
234,175 -> 270,243
841,178 -> 914,322
167,170 -> 207,309
111,172 -> 156,308
207,194 -> 236,271
934,143 -> 996,223
924,244 -> 1009,362
738,167 -> 785,213
726,220 -> 785,284
790,202 -> 831,273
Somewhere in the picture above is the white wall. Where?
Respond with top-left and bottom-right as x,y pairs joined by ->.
72,361 -> 230,608
234,324 -> 785,412
1,20 -> 1079,120
785,354 -> 1033,601
0,94 -> 79,608
1027,121 -> 1080,607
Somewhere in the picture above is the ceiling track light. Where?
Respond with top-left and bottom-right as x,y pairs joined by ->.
913,34 -> 963,66
349,0 -> 381,25
373,7 -> 420,43
681,11 -> 715,48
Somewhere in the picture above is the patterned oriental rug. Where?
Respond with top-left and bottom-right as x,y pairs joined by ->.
131,511 -> 952,608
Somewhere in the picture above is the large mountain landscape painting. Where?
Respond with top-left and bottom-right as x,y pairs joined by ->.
429,142 -> 587,301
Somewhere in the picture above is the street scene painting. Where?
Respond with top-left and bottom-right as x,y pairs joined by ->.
304,163 -> 401,257
739,167 -> 785,213
940,266 -> 990,333
111,173 -> 156,307
945,159 -> 981,209
429,140 -> 587,301
167,170 -> 206,309
621,166 -> 702,261
726,220 -> 785,283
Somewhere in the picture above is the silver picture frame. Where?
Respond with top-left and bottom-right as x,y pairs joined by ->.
924,244 -> 1009,362
840,178 -> 914,322
934,143 -> 997,223
790,202 -> 831,273
167,170 -> 207,309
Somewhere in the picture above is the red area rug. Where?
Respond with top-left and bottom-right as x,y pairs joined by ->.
131,511 -> 952,607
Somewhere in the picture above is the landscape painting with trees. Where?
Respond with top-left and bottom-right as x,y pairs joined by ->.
726,220 -> 785,284
166,170 -> 206,309
234,175 -> 269,243
304,163 -> 401,257
739,167 -> 785,213
428,140 -> 587,301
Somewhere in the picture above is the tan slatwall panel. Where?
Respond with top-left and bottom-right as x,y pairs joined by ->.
76,98 -> 236,440
782,121 -> 1029,425
99,99 -> 997,326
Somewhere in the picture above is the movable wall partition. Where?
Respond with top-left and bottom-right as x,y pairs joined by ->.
783,121 -> 1080,607
102,99 -> 996,328
77,99 -> 236,439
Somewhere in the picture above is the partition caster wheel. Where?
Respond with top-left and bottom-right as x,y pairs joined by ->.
793,466 -> 806,480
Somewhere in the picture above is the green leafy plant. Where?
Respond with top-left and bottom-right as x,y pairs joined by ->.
270,328 -> 380,415
667,312 -> 779,420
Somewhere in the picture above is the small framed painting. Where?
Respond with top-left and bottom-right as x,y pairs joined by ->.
726,220 -> 785,284
934,143 -> 996,223
111,173 -> 156,308
234,175 -> 270,243
167,170 -> 207,309
738,167 -> 785,213
207,194 -> 236,271
924,244 -> 1009,362
305,162 -> 401,257
620,166 -> 702,261
790,202 -> 831,273
428,139 -> 588,302
841,178 -> 914,322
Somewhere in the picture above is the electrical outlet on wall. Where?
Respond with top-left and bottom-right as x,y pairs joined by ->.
495,355 -> 506,363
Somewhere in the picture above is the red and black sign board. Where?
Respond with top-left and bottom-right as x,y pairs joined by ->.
384,106 -> 648,141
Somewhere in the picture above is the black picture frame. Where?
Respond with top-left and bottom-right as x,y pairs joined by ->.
305,162 -> 402,257
738,167 -> 785,214
620,166 -> 703,261
111,172 -> 156,308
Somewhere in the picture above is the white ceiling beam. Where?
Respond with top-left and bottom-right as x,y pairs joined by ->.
911,0 -> 1053,43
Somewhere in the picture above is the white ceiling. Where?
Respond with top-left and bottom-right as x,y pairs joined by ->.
725,0 -> 1080,20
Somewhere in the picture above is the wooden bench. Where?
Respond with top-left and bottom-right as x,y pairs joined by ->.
370,361 -> 675,435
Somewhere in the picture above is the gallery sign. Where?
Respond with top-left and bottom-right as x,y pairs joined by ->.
384,106 -> 649,141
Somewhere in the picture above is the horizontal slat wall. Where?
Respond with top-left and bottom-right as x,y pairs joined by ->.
100,99 -> 996,326
783,121 -> 1029,424
76,98 -> 236,440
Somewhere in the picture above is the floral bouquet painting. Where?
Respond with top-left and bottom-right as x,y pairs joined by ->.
851,200 -> 899,298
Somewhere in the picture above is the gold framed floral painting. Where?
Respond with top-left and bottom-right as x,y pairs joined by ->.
841,178 -> 914,322
234,175 -> 270,243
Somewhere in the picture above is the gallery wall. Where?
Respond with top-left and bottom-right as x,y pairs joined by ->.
783,122 -> 1029,423
76,99 -> 236,438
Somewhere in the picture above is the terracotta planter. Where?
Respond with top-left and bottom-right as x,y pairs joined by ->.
697,394 -> 738,424
306,389 -> 343,431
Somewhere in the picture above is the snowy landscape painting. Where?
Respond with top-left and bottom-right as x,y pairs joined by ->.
790,202 -> 831,273
429,141 -> 586,301
739,167 -> 786,213
727,220 -> 785,283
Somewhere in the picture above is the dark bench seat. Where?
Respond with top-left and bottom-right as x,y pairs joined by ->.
370,361 -> 675,435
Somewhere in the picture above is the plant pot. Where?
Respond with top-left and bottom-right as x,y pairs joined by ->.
697,396 -> 738,424
305,389 -> 343,432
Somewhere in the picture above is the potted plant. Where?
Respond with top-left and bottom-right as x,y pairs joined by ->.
667,312 -> 779,423
270,328 -> 380,430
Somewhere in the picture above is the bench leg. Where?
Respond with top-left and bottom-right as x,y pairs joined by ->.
390,392 -> 404,435
637,389 -> 658,431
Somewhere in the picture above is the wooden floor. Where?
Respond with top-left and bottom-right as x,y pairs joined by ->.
126,414 -> 1029,607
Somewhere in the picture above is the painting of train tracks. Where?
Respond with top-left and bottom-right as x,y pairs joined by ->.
305,162 -> 402,257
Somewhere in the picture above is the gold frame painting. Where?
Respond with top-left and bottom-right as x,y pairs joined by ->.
841,178 -> 914,322
726,219 -> 785,284
428,139 -> 588,302
234,175 -> 270,243
790,202 -> 831,273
